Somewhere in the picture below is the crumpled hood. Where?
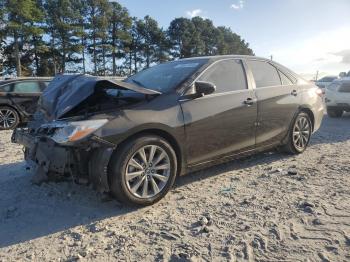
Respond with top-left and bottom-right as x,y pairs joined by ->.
38,74 -> 161,120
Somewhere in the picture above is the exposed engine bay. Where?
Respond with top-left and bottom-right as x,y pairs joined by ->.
12,74 -> 161,192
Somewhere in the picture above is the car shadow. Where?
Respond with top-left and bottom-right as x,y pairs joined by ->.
0,149 -> 290,248
0,161 -> 141,248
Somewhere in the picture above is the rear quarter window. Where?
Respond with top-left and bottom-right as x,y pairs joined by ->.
279,70 -> 293,85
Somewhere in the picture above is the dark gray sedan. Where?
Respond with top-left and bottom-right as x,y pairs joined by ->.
12,56 -> 324,205
0,78 -> 51,130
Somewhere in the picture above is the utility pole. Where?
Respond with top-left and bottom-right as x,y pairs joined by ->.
315,70 -> 319,81
270,55 -> 273,61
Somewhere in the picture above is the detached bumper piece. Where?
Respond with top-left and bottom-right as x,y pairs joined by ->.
12,129 -> 114,192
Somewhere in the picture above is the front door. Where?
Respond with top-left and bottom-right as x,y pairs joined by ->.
180,59 -> 258,166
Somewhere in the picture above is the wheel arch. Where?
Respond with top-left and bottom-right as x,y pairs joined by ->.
298,106 -> 315,131
0,103 -> 23,122
114,128 -> 185,177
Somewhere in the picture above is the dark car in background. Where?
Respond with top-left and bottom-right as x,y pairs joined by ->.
0,78 -> 51,130
12,56 -> 324,205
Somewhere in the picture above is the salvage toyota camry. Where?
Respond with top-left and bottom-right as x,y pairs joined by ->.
12,55 -> 324,205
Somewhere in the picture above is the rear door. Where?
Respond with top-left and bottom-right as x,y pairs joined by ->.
180,59 -> 258,166
245,59 -> 300,147
10,81 -> 42,115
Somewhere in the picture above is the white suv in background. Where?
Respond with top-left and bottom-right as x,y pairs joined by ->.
316,76 -> 338,90
325,78 -> 350,118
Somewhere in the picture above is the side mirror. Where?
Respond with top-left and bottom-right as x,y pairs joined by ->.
195,81 -> 216,96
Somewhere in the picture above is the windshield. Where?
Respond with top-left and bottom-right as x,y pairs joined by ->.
125,59 -> 208,92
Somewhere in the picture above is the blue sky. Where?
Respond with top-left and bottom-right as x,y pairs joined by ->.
118,0 -> 350,78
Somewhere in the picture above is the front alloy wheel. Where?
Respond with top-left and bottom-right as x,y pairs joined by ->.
109,135 -> 177,206
125,145 -> 171,199
0,107 -> 19,130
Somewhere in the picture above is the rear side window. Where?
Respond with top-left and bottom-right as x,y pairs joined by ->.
279,70 -> 293,85
13,82 -> 41,93
247,60 -> 281,88
0,84 -> 11,92
198,59 -> 247,93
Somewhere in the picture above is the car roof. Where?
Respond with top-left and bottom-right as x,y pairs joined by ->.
179,55 -> 270,62
318,76 -> 338,81
334,77 -> 350,83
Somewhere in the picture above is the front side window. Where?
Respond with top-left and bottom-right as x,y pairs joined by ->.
279,70 -> 293,85
125,59 -> 208,92
0,84 -> 12,92
198,59 -> 247,93
14,82 -> 41,93
247,60 -> 281,88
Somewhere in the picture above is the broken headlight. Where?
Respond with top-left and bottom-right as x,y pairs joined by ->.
47,119 -> 108,144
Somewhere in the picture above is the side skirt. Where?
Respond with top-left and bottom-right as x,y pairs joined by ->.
185,142 -> 281,174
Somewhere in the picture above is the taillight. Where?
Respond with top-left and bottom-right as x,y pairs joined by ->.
315,88 -> 324,97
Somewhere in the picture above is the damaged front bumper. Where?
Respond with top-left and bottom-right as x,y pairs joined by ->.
12,128 -> 115,193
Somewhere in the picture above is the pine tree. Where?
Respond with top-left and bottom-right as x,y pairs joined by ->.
108,1 -> 132,76
168,18 -> 198,58
0,1 -> 6,74
86,0 -> 110,75
4,0 -> 43,76
136,16 -> 169,68
45,0 -> 82,73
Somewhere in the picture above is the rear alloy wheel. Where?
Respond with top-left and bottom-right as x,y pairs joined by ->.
327,107 -> 343,118
0,107 -> 19,130
284,112 -> 312,154
109,135 -> 177,206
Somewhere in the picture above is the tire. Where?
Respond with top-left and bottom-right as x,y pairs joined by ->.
283,112 -> 312,154
0,106 -> 20,130
327,107 -> 343,118
109,135 -> 177,206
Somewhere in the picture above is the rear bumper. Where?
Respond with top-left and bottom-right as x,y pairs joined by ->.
313,104 -> 324,132
325,90 -> 350,110
12,129 -> 114,192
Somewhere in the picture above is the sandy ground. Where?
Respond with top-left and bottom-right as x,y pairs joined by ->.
0,114 -> 349,262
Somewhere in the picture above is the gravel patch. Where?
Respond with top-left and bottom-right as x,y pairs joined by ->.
0,114 -> 349,261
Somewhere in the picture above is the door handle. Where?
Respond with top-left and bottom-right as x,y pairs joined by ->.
244,98 -> 255,106
291,90 -> 298,96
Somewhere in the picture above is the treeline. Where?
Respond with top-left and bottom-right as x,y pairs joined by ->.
0,0 -> 254,77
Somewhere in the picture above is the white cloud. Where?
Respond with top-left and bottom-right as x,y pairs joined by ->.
231,0 -> 244,10
332,49 -> 350,64
266,26 -> 350,75
186,9 -> 203,18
